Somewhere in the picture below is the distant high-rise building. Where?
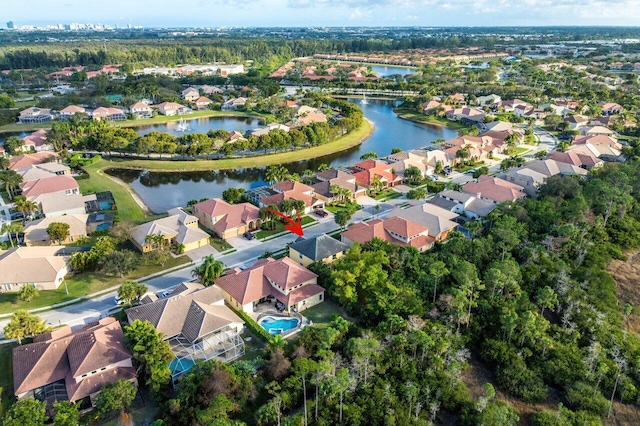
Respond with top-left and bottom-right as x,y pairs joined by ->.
7,21 -> 14,29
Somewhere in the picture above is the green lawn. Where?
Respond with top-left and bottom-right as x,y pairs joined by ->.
210,237 -> 233,252
303,299 -> 354,327
0,343 -> 16,418
373,189 -> 402,201
255,216 -> 316,240
513,146 -> 531,155
394,108 -> 469,132
324,202 -> 362,214
0,255 -> 190,315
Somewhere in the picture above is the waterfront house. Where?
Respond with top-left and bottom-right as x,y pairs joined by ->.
13,317 -> 136,405
18,107 -> 54,124
0,246 -> 71,292
10,152 -> 58,170
129,102 -> 153,119
181,87 -> 200,102
214,257 -> 324,314
192,198 -> 262,239
32,193 -> 88,219
351,160 -> 402,188
23,214 -> 88,246
91,107 -> 126,121
193,96 -> 213,110
20,129 -> 54,152
341,217 -> 435,252
130,207 -> 210,253
387,202 -> 459,242
462,175 -> 526,204
58,105 -> 86,120
259,180 -> 324,214
312,169 -> 367,203
289,234 -> 350,267
221,97 -> 247,111
445,107 -> 485,124
157,102 -> 191,116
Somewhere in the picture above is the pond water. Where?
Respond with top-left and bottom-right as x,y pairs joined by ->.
107,99 -> 458,213
134,116 -> 263,137
371,65 -> 417,77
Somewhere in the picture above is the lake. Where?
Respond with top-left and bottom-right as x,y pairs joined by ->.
107,99 -> 458,214
134,116 -> 263,137
371,65 -> 417,77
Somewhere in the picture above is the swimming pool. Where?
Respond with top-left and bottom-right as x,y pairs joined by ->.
169,357 -> 195,376
259,316 -> 300,335
99,201 -> 112,210
96,223 -> 111,231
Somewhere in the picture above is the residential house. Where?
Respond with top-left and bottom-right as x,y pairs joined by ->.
387,202 -> 459,242
430,190 -> 496,220
259,180 -> 324,214
193,96 -> 212,110
0,246 -> 71,292
547,150 -> 603,169
9,152 -> 57,170
18,107 -> 54,124
21,129 -> 54,152
513,103 -> 535,118
311,169 -> 367,203
33,193 -> 89,218
481,121 -> 514,133
16,163 -> 71,182
579,126 -> 615,137
446,107 -> 486,124
499,159 -> 587,196
539,103 -> 572,117
23,214 -> 88,246
221,97 -> 247,111
181,87 -> 200,102
602,102 -> 624,116
341,217 -> 435,252
476,94 -> 501,107
20,175 -> 79,201
250,123 -> 290,138
461,175 -> 526,204
289,106 -> 328,127
571,134 -> 623,159
495,99 -> 530,112
214,257 -> 324,313
386,151 -> 430,179
130,207 -> 210,253
289,234 -> 350,267
564,115 -> 589,130
201,85 -> 224,95
421,100 -> 452,115
58,105 -> 86,120
443,135 -> 505,163
351,160 -> 402,188
192,198 -> 261,239
129,102 -> 153,119
13,317 -> 136,405
92,107 -> 126,121
156,102 -> 191,116
125,284 -> 245,378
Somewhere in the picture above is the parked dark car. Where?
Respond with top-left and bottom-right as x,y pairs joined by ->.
10,212 -> 24,220
244,232 -> 255,240
314,209 -> 328,217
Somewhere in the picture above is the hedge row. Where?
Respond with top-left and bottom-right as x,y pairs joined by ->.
232,307 -> 272,343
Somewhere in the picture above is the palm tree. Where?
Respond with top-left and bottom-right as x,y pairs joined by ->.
191,255 -> 225,286
329,184 -> 351,205
13,197 -> 39,222
0,170 -> 23,200
260,204 -> 279,230
1,222 -> 23,247
0,157 -> 9,170
265,165 -> 288,185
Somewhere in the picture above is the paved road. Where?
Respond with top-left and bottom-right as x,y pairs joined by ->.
0,197 -> 406,335
0,193 -> 12,242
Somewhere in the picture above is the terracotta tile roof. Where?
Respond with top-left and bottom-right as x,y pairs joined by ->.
60,105 -> 85,114
9,152 -> 57,170
20,175 -> 79,198
462,175 -> 525,203
262,180 -> 320,209
214,257 -> 319,306
194,198 -> 259,234
341,218 -> 434,250
194,96 -> 212,104
13,317 -> 133,401
548,151 -> 602,168
22,129 -> 49,148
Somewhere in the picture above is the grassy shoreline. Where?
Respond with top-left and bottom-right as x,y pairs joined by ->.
79,119 -> 373,220
394,108 -> 469,133
0,110 -> 267,134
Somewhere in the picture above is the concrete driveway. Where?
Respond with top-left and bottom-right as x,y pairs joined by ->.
186,245 -> 218,261
228,235 -> 261,250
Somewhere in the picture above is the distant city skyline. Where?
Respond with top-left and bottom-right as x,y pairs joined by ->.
5,0 -> 640,28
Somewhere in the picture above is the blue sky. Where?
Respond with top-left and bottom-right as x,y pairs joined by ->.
5,0 -> 640,27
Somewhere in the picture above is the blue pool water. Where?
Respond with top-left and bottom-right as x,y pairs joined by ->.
96,223 -> 111,231
169,357 -> 195,375
99,202 -> 112,210
259,316 -> 300,335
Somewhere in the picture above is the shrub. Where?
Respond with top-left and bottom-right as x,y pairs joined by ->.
232,307 -> 272,342
496,360 -> 548,403
565,382 -> 608,417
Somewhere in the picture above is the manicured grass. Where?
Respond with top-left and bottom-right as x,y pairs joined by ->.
210,237 -> 233,252
303,299 -> 352,327
255,216 -> 316,240
513,146 -> 531,155
94,119 -> 373,172
0,343 -> 16,418
325,202 -> 362,214
394,108 -> 469,132
372,189 -> 402,201
78,160 -> 152,224
0,255 -> 190,315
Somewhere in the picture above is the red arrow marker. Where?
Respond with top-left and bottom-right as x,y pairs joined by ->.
266,208 -> 304,237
